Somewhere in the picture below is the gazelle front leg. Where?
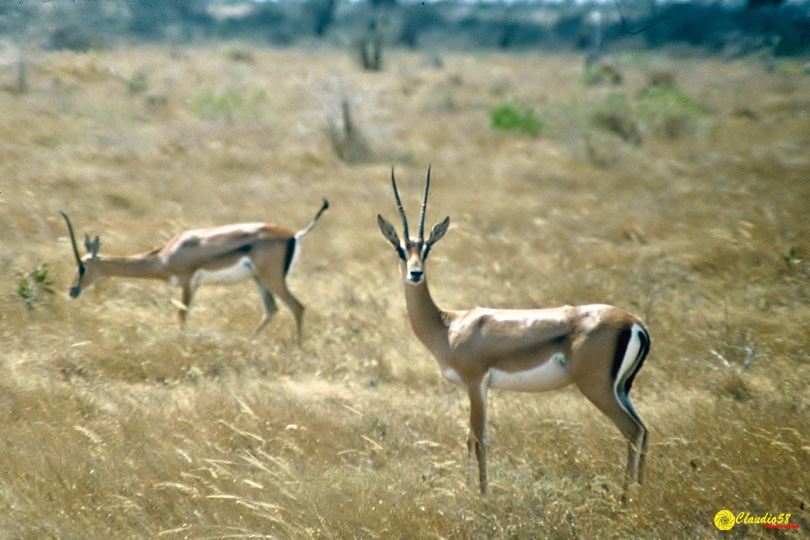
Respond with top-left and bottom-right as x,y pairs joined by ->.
467,378 -> 489,494
178,280 -> 196,327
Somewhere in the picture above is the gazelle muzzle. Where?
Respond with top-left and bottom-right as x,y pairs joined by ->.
69,277 -> 83,298
406,257 -> 425,283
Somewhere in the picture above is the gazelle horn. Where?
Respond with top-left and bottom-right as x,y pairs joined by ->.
418,164 -> 432,241
60,211 -> 84,268
390,168 -> 410,240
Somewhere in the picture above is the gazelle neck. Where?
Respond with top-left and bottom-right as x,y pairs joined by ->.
402,271 -> 451,357
92,254 -> 168,280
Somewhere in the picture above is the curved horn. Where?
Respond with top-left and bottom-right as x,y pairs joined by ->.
60,211 -> 83,267
418,164 -> 431,241
391,168 -> 409,240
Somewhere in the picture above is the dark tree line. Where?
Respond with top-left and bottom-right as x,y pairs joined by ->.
1,0 -> 809,56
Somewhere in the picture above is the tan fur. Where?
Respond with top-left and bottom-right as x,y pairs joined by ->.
378,170 -> 649,502
62,201 -> 327,342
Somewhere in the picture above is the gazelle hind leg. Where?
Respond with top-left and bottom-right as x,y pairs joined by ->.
252,278 -> 278,338
254,270 -> 305,343
251,244 -> 305,343
618,390 -> 647,485
616,324 -> 650,488
574,380 -> 646,502
619,405 -> 647,505
615,404 -> 646,504
274,284 -> 304,344
620,413 -> 647,491
636,421 -> 649,485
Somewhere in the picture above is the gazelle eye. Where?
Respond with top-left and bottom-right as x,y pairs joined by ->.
396,246 -> 406,260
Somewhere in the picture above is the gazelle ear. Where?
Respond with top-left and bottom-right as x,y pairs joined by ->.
378,215 -> 406,260
426,216 -> 450,247
85,234 -> 101,259
377,215 -> 400,246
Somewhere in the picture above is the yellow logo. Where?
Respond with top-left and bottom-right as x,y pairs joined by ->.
715,510 -> 736,530
714,510 -> 797,530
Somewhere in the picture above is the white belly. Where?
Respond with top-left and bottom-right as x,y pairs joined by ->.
488,353 -> 573,392
442,367 -> 465,386
192,257 -> 254,286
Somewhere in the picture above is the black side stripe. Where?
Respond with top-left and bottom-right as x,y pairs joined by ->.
610,327 -> 633,380
211,243 -> 253,261
283,237 -> 297,276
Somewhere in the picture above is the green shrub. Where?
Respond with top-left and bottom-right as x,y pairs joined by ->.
17,264 -> 54,312
637,84 -> 704,139
188,88 -> 265,122
590,91 -> 641,145
490,102 -> 543,137
783,247 -> 802,270
587,85 -> 704,143
581,61 -> 622,86
127,72 -> 149,94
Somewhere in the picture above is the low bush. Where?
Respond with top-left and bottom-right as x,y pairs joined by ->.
188,88 -> 265,123
17,264 -> 54,313
637,83 -> 704,139
489,102 -> 543,137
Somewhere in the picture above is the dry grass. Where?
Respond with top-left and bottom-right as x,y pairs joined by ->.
1,45 -> 810,538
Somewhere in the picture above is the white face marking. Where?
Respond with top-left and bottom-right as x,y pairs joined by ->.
488,353 -> 573,393
405,249 -> 425,284
192,256 -> 255,287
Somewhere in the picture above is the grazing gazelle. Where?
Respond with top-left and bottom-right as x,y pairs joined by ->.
61,199 -> 328,342
377,168 -> 650,501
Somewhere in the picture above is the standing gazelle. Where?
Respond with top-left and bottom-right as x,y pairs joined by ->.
377,168 -> 650,501
61,199 -> 328,342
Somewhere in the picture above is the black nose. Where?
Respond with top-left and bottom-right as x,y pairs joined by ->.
69,287 -> 81,298
408,271 -> 423,281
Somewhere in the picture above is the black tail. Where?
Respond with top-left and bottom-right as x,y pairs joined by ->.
286,198 -> 329,275
295,198 -> 329,240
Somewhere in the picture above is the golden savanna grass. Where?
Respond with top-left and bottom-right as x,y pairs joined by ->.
1,45 -> 809,538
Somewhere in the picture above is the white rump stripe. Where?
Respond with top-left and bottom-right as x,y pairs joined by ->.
614,323 -> 643,395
